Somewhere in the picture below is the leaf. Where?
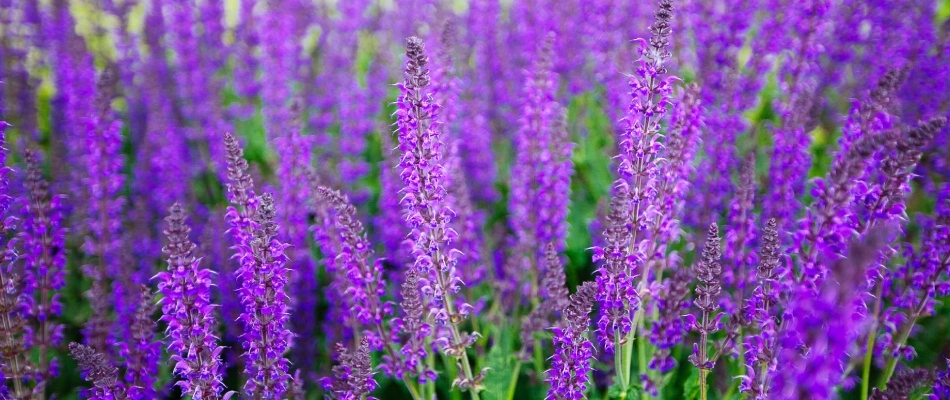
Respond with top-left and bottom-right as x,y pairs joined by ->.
481,325 -> 517,400
606,384 -> 641,400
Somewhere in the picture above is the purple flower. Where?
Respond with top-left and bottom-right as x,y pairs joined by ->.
546,281 -> 597,400
686,224 -> 725,374
21,149 -> 66,380
739,218 -> 786,398
394,37 -> 481,389
70,342 -> 127,400
0,139 -> 35,397
317,187 -> 394,352
722,153 -> 758,314
935,359 -> 950,398
648,267 -> 690,376
271,102 -> 320,380
772,229 -> 886,398
593,185 -> 639,353
117,286 -> 161,400
224,136 -> 293,398
444,140 -> 488,290
155,204 -> 227,399
166,0 -> 226,174
321,338 -> 378,400
794,123 -> 888,289
375,131 -> 410,268
392,266 -> 436,383
510,33 -> 573,299
522,243 -> 571,359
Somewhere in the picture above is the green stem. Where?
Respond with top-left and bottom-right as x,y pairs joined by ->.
534,338 -> 545,381
615,334 -> 628,390
861,282 -> 884,400
700,369 -> 709,400
405,380 -> 423,400
506,361 -> 522,400
860,329 -> 877,400
638,333 -> 648,399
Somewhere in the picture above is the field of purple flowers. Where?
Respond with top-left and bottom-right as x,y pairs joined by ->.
1,0 -> 950,399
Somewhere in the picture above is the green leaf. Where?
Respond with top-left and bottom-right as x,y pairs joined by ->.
481,325 -> 518,400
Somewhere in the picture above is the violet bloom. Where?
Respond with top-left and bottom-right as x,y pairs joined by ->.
224,135 -> 293,398
338,80 -> 375,205
546,281 -> 597,400
444,140 -> 487,290
875,185 -> 950,381
391,266 -> 436,383
935,359 -> 950,398
616,0 -> 676,236
317,187 -> 394,352
155,204 -> 226,399
375,130 -> 410,268
394,37 -> 480,389
869,368 -> 933,400
510,33 -> 574,294
648,84 -> 702,250
271,101 -> 319,380
79,68 -> 126,354
118,286 -> 160,400
722,153 -> 758,314
685,223 -> 725,394
231,0 -> 261,118
772,231 -> 885,399
69,342 -> 127,400
592,185 -> 639,353
522,243 -> 571,359
166,0 -> 226,174
0,135 -> 34,398
321,338 -> 377,400
794,124 -> 887,289
21,149 -> 66,380
310,179 -> 355,349
647,268 -> 690,377
739,218 -> 785,398
237,193 -> 294,398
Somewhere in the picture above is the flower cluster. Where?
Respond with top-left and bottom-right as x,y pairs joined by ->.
547,282 -> 597,400
155,204 -> 226,399
3,0 -> 950,399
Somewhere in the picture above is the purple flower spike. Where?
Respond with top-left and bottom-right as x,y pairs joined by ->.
723,153 -> 758,313
21,149 -> 67,381
70,342 -> 128,400
321,338 -> 378,400
546,281 -> 597,400
739,218 -> 786,398
773,230 -> 886,399
522,244 -> 571,359
317,187 -> 393,353
395,37 -> 481,390
593,185 -> 639,353
686,224 -> 726,397
118,286 -> 160,400
156,204 -> 227,399
224,135 -> 293,398
0,139 -> 36,397
236,193 -> 294,399
392,266 -> 436,383
510,33 -> 574,300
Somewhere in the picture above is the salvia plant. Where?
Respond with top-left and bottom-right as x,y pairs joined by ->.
2,0 -> 950,399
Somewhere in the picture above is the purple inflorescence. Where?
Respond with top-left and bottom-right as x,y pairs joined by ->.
546,281 -> 597,400
155,204 -> 226,399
